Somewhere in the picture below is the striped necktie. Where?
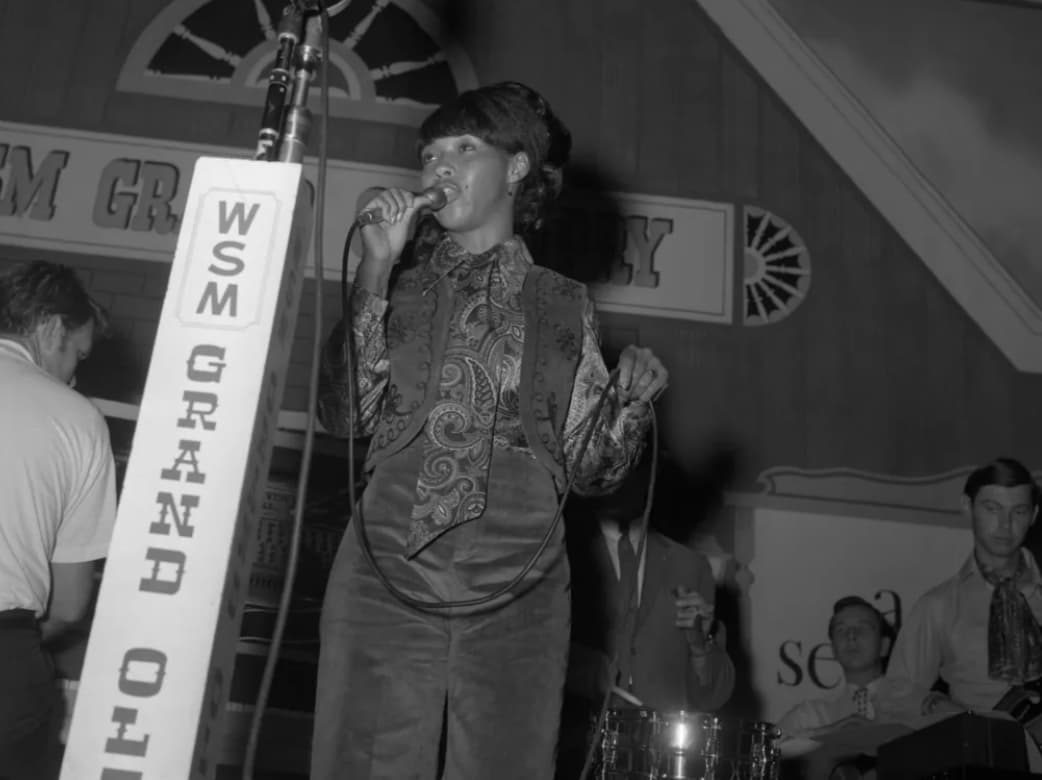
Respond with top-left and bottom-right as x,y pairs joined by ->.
853,686 -> 872,719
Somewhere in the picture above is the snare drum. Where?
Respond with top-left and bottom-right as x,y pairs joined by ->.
658,712 -> 780,780
598,707 -> 663,780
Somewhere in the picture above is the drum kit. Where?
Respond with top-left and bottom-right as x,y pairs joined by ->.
596,707 -> 781,780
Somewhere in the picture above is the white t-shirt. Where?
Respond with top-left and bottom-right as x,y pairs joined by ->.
0,339 -> 117,616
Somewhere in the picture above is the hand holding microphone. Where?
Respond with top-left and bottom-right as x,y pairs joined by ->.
352,184 -> 453,296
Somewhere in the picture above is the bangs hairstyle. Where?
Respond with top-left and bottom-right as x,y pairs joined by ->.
417,81 -> 572,236
964,457 -> 1040,506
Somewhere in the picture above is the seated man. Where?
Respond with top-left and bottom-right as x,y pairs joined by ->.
779,596 -> 892,739
557,453 -> 735,778
878,457 -> 1041,725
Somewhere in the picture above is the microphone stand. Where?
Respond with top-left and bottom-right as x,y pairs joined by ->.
254,2 -> 325,164
254,4 -> 305,161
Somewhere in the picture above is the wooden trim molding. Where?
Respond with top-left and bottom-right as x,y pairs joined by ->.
726,464 -> 1042,528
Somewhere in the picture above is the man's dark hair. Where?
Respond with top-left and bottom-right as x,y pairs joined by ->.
0,260 -> 108,337
963,457 -> 1039,507
827,595 -> 892,641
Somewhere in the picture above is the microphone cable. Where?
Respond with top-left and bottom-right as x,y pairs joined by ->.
242,1 -> 331,777
338,220 -> 620,612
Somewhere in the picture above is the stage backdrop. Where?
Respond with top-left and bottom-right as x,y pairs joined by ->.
739,508 -> 969,722
0,0 -> 1041,767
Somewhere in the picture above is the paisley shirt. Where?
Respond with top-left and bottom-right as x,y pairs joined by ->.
320,235 -> 650,554
406,238 -> 527,553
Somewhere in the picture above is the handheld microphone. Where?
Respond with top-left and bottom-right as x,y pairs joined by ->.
356,186 -> 451,226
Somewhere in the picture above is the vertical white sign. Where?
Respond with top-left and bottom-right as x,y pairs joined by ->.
61,158 -> 312,779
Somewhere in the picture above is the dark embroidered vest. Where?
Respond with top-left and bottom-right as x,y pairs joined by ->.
365,261 -> 586,492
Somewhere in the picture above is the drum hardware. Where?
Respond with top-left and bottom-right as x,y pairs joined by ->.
596,708 -> 781,780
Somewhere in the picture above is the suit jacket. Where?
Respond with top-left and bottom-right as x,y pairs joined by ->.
565,521 -> 735,714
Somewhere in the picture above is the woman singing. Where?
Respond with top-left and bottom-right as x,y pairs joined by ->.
312,81 -> 668,780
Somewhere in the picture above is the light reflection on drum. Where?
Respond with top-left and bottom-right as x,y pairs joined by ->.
597,708 -> 781,780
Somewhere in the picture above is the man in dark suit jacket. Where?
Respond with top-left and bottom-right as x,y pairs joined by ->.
556,458 -> 735,778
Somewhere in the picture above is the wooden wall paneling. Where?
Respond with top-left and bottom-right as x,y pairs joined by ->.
117,0 -> 171,53
455,0 -> 528,87
62,0 -> 134,130
525,0 -> 574,96
282,277 -> 350,413
102,90 -> 238,147
917,254 -> 971,470
719,55 -> 761,203
753,320 -> 810,470
632,7 -> 683,196
119,0 -> 167,40
595,0 -> 642,186
720,327 -> 766,485
21,1 -> 90,122
874,227 -> 931,474
666,3 -> 725,197
653,318 -> 730,472
322,114 -> 363,172
345,119 -> 402,169
86,0 -> 240,145
284,278 -> 321,413
0,0 -> 47,117
799,150 -> 848,468
755,93 -> 801,221
959,292 -> 1034,463
390,123 -> 422,171
1011,375 -> 1042,466
835,186 -> 891,468
750,94 -> 807,466
552,0 -> 604,188
227,102 -> 268,159
672,323 -> 737,462
623,0 -> 712,196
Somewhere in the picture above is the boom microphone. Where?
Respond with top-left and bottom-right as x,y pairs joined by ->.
356,186 -> 451,226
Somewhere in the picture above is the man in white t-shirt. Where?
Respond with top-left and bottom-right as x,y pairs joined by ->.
0,261 -> 117,776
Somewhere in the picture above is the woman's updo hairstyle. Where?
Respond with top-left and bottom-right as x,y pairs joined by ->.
417,81 -> 572,236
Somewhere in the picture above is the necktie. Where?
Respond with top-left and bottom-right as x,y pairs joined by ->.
616,533 -> 639,691
853,687 -> 872,719
979,556 -> 1042,684
618,533 -> 638,611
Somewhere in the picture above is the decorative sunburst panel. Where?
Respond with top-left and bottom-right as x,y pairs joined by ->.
118,0 -> 479,126
742,206 -> 811,326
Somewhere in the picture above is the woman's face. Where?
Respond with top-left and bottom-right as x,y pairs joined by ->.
419,134 -> 525,244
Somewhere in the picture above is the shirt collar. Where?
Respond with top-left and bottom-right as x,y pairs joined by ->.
0,338 -> 35,365
599,520 -> 645,551
429,234 -> 532,290
835,676 -> 881,699
958,548 -> 1042,585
